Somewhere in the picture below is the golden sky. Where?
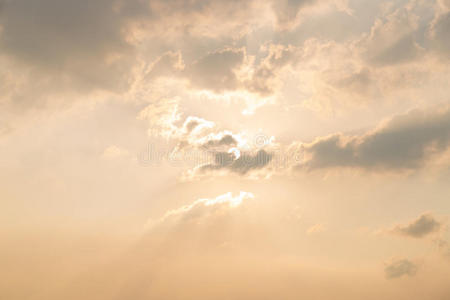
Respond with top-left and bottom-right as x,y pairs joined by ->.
1,0 -> 450,299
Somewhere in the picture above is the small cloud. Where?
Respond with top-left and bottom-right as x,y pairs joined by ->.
391,213 -> 441,238
384,258 -> 418,279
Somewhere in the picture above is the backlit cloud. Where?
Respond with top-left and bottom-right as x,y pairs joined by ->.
296,106 -> 450,172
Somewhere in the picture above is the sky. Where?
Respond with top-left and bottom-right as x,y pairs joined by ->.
1,0 -> 450,299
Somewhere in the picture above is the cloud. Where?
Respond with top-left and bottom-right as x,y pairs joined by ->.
145,44 -> 301,96
139,108 -> 242,151
0,0 -> 148,92
332,68 -> 372,96
436,239 -> 450,259
144,191 -> 261,253
1,0 -> 445,126
246,44 -> 301,95
198,149 -> 273,175
137,108 -> 256,172
429,12 -> 450,58
154,191 -> 255,228
439,0 -> 450,9
200,133 -> 239,149
137,97 -> 181,138
138,105 -> 276,178
180,116 -> 215,136
297,106 -> 450,171
384,258 -> 418,279
0,0 -> 269,118
185,48 -> 247,93
145,51 -> 185,79
294,0 -> 450,112
174,129 -> 242,156
391,213 -> 442,238
271,0 -> 317,30
145,0 -> 269,39
361,7 -> 423,66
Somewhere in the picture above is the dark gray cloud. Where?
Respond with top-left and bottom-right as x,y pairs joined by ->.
200,149 -> 273,175
0,0 -> 269,108
298,107 -> 450,171
385,259 -> 418,279
201,135 -> 238,149
175,133 -> 238,153
171,116 -> 239,152
0,0 -> 149,92
185,119 -> 201,133
392,213 -> 441,238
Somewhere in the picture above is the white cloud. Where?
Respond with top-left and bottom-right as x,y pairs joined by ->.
155,191 -> 255,226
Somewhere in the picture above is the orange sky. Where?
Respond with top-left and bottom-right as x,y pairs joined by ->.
1,0 -> 450,299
